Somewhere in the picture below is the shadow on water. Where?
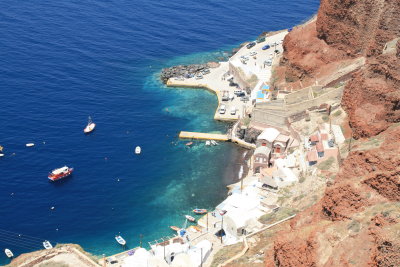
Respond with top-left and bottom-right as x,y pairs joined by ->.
48,176 -> 74,187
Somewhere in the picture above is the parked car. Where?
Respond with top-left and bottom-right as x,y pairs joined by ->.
202,69 -> 210,74
264,60 -> 272,66
234,90 -> 245,96
219,104 -> 226,114
195,74 -> 203,80
262,44 -> 271,50
222,95 -> 229,101
249,51 -> 257,56
230,106 -> 237,115
256,37 -> 266,43
229,81 -> 239,87
246,42 -> 256,49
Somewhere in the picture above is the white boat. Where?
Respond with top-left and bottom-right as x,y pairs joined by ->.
115,235 -> 126,246
185,215 -> 196,222
205,141 -> 211,146
83,116 -> 96,134
0,154 -> 4,157
26,143 -> 35,147
135,146 -> 141,154
43,240 -> 53,249
4,249 -> 13,258
210,140 -> 218,146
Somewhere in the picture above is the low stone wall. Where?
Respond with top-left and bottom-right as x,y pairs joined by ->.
285,86 -> 343,115
252,109 -> 288,129
284,86 -> 318,104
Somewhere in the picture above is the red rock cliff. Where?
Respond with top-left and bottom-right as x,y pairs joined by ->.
276,0 -> 400,89
262,1 -> 400,266
317,0 -> 400,57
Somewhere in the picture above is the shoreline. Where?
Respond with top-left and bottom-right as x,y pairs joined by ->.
8,26 -> 311,267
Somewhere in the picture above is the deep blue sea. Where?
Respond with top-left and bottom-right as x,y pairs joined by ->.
0,0 -> 318,263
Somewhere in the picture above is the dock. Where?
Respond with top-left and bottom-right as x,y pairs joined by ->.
179,131 -> 229,141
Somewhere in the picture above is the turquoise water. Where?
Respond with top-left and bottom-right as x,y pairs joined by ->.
0,0 -> 319,263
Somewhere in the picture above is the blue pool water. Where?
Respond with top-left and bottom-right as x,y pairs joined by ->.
0,0 -> 318,263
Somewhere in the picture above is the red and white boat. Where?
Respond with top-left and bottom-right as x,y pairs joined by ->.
193,209 -> 207,215
48,166 -> 74,181
83,116 -> 96,134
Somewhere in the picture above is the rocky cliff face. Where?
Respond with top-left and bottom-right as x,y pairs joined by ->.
265,126 -> 400,267
341,42 -> 400,138
316,0 -> 400,57
263,1 -> 400,266
276,0 -> 400,90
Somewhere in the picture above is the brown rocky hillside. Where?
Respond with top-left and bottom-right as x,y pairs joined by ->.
264,125 -> 400,267
274,0 -> 400,90
262,0 -> 400,266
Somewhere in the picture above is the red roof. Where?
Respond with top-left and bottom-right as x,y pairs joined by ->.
310,135 -> 319,142
307,150 -> 318,162
316,142 -> 324,152
320,133 -> 329,141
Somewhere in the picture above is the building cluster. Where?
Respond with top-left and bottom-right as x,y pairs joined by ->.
252,127 -> 301,189
305,123 -> 344,166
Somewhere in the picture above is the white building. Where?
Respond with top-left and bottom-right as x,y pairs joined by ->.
216,186 -> 264,243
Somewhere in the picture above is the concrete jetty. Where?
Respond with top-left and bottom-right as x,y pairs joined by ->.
179,131 -> 229,141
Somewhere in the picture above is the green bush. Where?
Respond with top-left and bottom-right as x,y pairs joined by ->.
317,157 -> 335,170
347,220 -> 361,233
333,110 -> 342,117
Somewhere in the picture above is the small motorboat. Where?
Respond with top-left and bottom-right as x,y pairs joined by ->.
205,141 -> 211,146
26,143 -> 35,147
4,249 -> 13,258
115,235 -> 126,246
210,140 -> 218,146
48,166 -> 74,181
185,215 -> 196,222
135,146 -> 141,154
193,209 -> 207,215
43,240 -> 53,249
84,116 -> 96,134
0,153 -> 4,157
185,142 -> 193,147
170,226 -> 180,232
